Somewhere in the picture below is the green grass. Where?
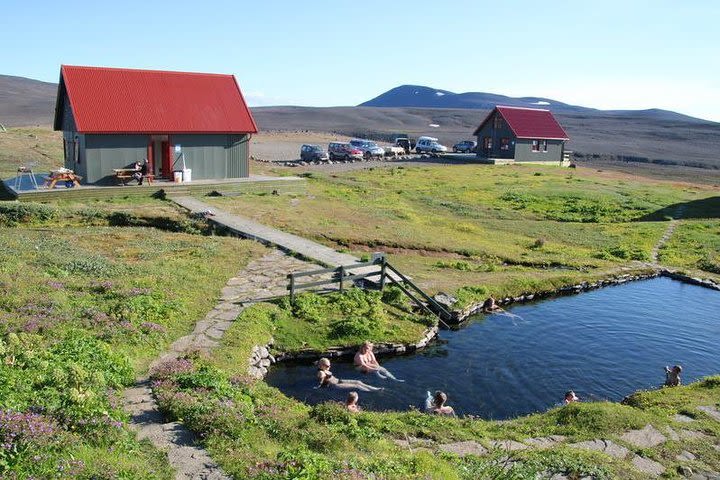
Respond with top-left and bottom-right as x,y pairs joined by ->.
204,164 -> 719,305
0,126 -> 64,179
660,220 -> 720,274
0,200 -> 267,477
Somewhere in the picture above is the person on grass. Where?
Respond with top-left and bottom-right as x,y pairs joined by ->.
354,341 -> 404,382
316,358 -> 382,392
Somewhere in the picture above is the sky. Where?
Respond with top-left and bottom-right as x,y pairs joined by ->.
1,0 -> 719,121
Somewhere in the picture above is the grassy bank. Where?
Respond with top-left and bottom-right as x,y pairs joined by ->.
0,200 -> 266,477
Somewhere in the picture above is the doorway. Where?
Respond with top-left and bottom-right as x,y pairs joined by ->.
149,135 -> 171,179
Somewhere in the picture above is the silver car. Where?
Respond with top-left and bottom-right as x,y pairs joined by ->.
349,139 -> 385,159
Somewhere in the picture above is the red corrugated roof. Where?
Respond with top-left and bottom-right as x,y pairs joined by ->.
473,106 -> 569,140
57,65 -> 258,134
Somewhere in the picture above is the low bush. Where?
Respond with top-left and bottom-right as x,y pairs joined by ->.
0,202 -> 57,226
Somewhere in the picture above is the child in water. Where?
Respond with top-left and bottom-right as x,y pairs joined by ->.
346,392 -> 360,413
425,390 -> 455,416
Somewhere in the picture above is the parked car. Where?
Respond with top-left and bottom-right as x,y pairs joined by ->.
415,136 -> 448,154
452,140 -> 477,153
349,139 -> 385,159
300,144 -> 329,162
328,142 -> 363,161
394,137 -> 416,154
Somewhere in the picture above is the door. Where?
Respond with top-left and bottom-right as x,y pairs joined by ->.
161,141 -> 171,179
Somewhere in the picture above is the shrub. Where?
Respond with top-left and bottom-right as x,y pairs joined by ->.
291,293 -> 328,323
0,202 -> 57,226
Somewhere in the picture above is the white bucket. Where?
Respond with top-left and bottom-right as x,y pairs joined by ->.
173,171 -> 183,183
182,168 -> 192,183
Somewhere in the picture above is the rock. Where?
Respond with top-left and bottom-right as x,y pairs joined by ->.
620,424 -> 666,448
697,405 -> 720,422
268,354 -> 276,364
433,292 -> 458,309
524,435 -> 566,448
489,440 -> 527,451
569,439 -> 629,459
259,346 -> 269,358
631,455 -> 665,476
438,441 -> 488,457
259,358 -> 271,368
665,427 -> 680,441
676,450 -> 696,461
677,465 -> 693,477
674,413 -> 695,423
679,430 -> 710,440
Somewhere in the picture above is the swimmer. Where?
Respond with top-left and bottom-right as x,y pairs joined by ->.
425,390 -> 455,416
346,391 -> 361,413
664,365 -> 682,387
482,296 -> 503,313
564,390 -> 580,404
316,358 -> 382,392
354,341 -> 404,382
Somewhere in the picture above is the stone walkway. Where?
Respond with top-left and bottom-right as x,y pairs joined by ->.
170,196 -> 403,283
124,249 -> 322,479
426,408 -> 720,478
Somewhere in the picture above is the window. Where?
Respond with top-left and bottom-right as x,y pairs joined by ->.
531,140 -> 539,152
541,140 -> 548,152
500,138 -> 510,151
483,137 -> 493,150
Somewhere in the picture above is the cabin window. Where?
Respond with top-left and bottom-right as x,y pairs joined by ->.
494,116 -> 504,130
541,140 -> 548,152
531,140 -> 539,152
483,137 -> 493,150
500,138 -> 510,151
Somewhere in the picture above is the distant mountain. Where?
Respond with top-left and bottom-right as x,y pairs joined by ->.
360,85 -> 708,123
0,74 -> 57,126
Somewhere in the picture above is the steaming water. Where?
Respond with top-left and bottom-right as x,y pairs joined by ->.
265,277 -> 720,419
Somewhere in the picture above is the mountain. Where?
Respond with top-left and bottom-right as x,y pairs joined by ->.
0,74 -> 57,126
359,85 -> 707,123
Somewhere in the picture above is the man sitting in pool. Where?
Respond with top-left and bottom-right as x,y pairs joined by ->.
353,341 -> 403,382
425,390 -> 455,416
482,296 -> 503,313
316,358 -> 382,392
564,390 -> 580,404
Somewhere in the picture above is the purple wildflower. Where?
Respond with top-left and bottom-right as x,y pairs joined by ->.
150,358 -> 195,379
128,287 -> 151,296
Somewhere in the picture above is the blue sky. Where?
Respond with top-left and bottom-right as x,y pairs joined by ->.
2,0 -> 718,121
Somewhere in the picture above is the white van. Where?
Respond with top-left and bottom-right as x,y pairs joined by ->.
415,136 -> 448,154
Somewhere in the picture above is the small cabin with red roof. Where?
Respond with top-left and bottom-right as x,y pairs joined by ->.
53,65 -> 258,184
473,106 -> 569,164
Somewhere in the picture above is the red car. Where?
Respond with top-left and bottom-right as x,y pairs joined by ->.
328,142 -> 364,160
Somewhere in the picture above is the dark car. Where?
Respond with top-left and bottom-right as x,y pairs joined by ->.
300,144 -> 329,162
452,140 -> 477,153
328,142 -> 363,160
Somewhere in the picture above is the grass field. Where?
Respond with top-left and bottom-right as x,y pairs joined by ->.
0,126 -> 63,178
0,199 -> 266,477
205,163 -> 719,305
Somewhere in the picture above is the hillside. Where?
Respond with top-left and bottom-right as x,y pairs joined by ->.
359,84 -> 709,123
252,106 -> 720,169
0,74 -> 56,126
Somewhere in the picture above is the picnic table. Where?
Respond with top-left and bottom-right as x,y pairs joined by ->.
44,170 -> 82,189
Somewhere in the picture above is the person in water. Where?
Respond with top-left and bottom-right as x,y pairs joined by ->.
425,390 -> 455,416
354,341 -> 404,382
564,390 -> 580,404
346,391 -> 361,413
482,296 -> 503,313
316,358 -> 382,392
665,365 -> 682,386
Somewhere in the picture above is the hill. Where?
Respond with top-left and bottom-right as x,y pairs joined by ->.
0,74 -> 56,126
359,84 -> 709,124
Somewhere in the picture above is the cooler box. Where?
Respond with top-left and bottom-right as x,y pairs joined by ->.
173,171 -> 183,183
182,168 -> 192,183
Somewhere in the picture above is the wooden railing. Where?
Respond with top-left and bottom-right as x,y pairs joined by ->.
287,254 -> 453,324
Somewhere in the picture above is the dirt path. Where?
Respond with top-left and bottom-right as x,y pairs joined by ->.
123,250 -> 321,479
650,205 -> 686,264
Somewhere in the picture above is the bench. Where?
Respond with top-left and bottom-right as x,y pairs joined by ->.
113,169 -> 154,185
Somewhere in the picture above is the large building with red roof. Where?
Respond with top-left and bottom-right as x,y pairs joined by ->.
53,65 -> 258,184
473,106 -> 569,164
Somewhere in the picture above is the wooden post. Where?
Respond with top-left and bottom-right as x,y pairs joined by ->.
288,274 -> 295,304
379,256 -> 387,290
339,266 -> 345,292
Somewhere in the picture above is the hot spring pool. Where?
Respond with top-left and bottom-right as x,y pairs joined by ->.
265,277 -> 720,419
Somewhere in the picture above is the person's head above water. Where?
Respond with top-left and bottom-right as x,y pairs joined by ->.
564,390 -> 579,403
318,358 -> 331,370
672,365 -> 683,373
434,391 -> 448,407
346,391 -> 359,405
361,341 -> 374,353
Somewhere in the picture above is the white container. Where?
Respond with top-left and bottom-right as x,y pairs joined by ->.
182,168 -> 192,182
173,171 -> 183,183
